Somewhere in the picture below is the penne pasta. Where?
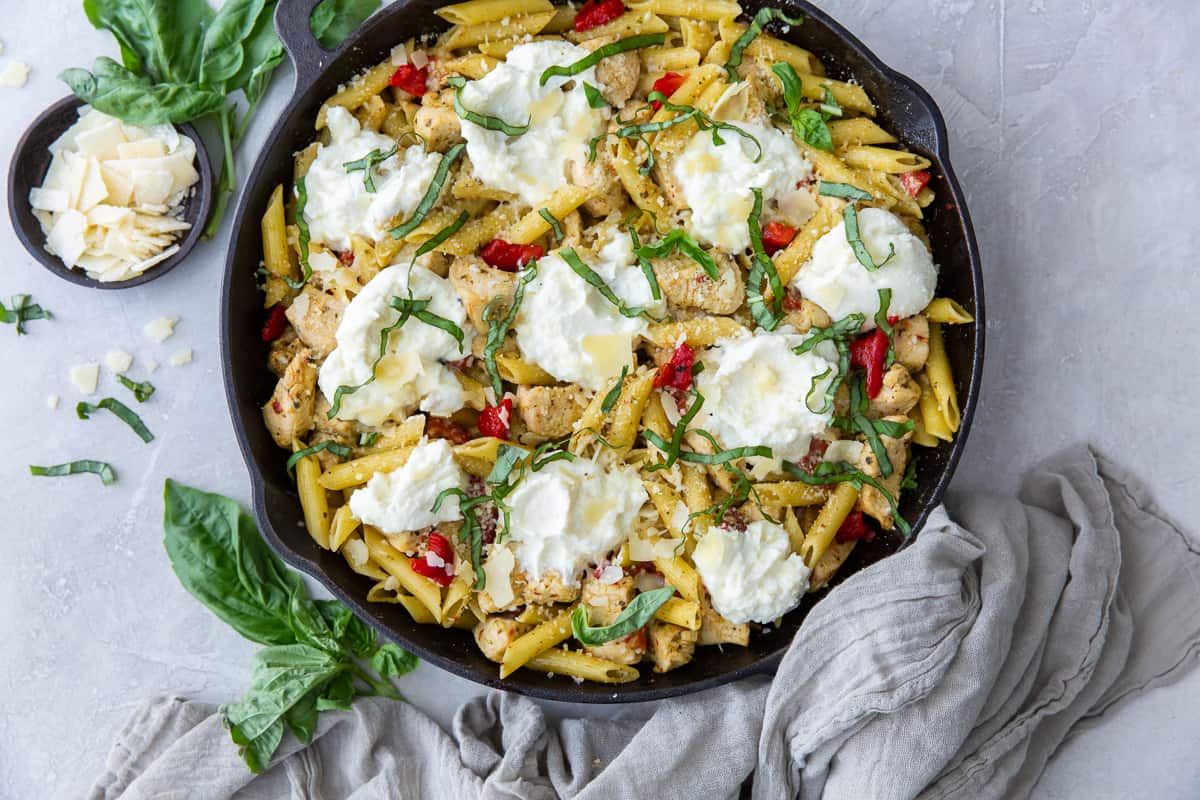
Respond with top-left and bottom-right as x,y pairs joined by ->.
506,186 -> 592,244
829,117 -> 898,148
436,0 -> 554,26
500,607 -> 575,677
654,555 -> 701,601
800,482 -> 858,568
364,527 -> 444,622
440,12 -> 556,49
655,596 -> 701,630
924,297 -> 975,324
840,145 -> 932,175
525,647 -> 640,683
646,317 -> 748,348
925,322 -> 961,433
296,452 -> 332,549
319,446 -> 413,490
329,503 -> 361,551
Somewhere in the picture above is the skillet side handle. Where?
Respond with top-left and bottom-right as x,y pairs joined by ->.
275,0 -> 330,93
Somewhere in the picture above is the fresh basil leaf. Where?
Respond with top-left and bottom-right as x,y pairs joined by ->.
583,81 -> 607,108
843,205 -> 895,272
540,34 -> 665,85
0,294 -> 51,334
875,287 -> 896,366
644,390 -> 705,471
199,0 -> 267,85
371,643 -> 419,678
623,219 -> 663,301
634,228 -> 719,281
82,0 -> 215,83
76,397 -> 154,443
818,181 -> 873,201
447,76 -> 530,136
483,264 -> 538,399
601,366 -> 628,415
117,374 -> 155,402
29,460 -> 117,485
725,8 -> 804,82
390,143 -> 465,238
315,670 -> 357,711
901,455 -> 919,490
282,176 -> 314,289
223,643 -> 346,744
680,429 -> 773,465
283,688 -> 320,744
571,587 -> 675,646
285,441 -> 352,475
359,431 -> 379,447
343,613 -> 380,659
229,716 -> 283,775
61,58 -> 226,125
310,0 -> 381,49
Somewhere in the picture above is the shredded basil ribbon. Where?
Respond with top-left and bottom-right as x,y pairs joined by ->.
623,218 -> 663,301
76,397 -> 154,443
783,458 -> 911,537
359,431 -> 379,447
600,366 -> 628,415
29,460 -> 117,485
819,87 -> 843,118
901,456 -> 919,490
560,248 -> 660,321
633,228 -> 719,281
390,143 -> 465,239
483,264 -> 538,399
793,313 -> 863,412
117,374 -> 155,402
446,76 -> 529,136
0,294 -> 51,334
531,438 -> 576,470
284,177 -> 313,289
746,188 -> 785,330
583,82 -> 607,109
643,390 -> 705,471
843,205 -> 895,272
818,181 -> 873,201
328,293 -> 463,418
571,586 -> 676,646
842,375 -> 901,478
539,33 -> 666,85
342,144 -> 397,193
875,287 -> 896,366
772,62 -> 833,151
681,429 -> 773,465
286,441 -> 352,475
725,7 -> 805,82
538,208 -> 565,243
805,366 -> 835,414
415,210 -> 470,260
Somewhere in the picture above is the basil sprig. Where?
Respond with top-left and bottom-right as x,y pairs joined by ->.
117,374 -> 156,402
843,205 -> 895,272
746,187 -> 785,330
77,397 -> 154,443
539,33 -> 666,85
819,181 -> 873,201
286,441 -> 352,475
725,7 -> 805,82
633,228 -> 719,281
772,62 -> 834,151
343,145 -> 397,192
29,460 -> 117,485
389,143 -> 465,239
284,177 -> 313,289
560,248 -> 661,321
538,208 -> 565,242
0,293 -> 51,334
601,366 -> 629,415
163,480 -> 416,773
782,459 -> 911,537
447,76 -> 529,136
571,587 -> 676,646
483,264 -> 538,398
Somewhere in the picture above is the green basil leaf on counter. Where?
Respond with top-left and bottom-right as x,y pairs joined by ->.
29,460 -> 117,485
76,397 -> 155,443
117,374 -> 156,402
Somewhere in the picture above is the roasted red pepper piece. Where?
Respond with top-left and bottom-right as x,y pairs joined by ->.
850,328 -> 889,399
653,342 -> 695,391
898,169 -> 931,198
389,63 -> 429,97
574,0 -> 626,31
835,510 -> 875,543
337,250 -> 355,266
479,239 -> 544,272
650,72 -> 687,110
425,416 -> 472,444
761,221 -> 797,255
477,398 -> 513,439
261,304 -> 288,342
411,532 -> 455,586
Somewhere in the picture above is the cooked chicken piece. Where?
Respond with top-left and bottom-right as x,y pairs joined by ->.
868,363 -> 921,418
583,36 -> 641,107
285,285 -> 345,359
516,384 -> 590,438
893,314 -> 930,372
561,210 -> 585,248
809,539 -> 857,591
413,103 -> 463,153
782,297 -> 832,334
697,597 -> 750,646
647,619 -> 698,673
262,349 -> 318,448
652,251 -> 744,315
579,574 -> 644,664
522,570 -> 581,605
448,256 -> 517,333
312,395 -> 358,445
568,147 -> 628,218
474,617 -> 531,663
268,328 -> 303,377
385,531 -> 423,555
853,414 -> 913,529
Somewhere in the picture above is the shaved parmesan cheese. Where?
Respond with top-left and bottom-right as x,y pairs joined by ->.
169,347 -> 193,367
145,359 -> 159,372
69,363 -> 100,395
597,565 -> 624,585
390,43 -> 407,65
105,350 -> 133,373
482,545 -> 516,608
0,61 -> 29,88
47,394 -> 59,410
144,316 -> 177,343
46,210 -> 88,267
410,49 -> 429,68
29,188 -> 69,213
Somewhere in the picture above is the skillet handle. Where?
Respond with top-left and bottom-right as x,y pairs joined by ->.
275,0 -> 332,94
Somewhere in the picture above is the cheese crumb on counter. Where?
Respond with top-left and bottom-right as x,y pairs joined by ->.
144,316 -> 177,343
0,61 -> 29,88
145,358 -> 159,372
29,106 -> 199,282
168,348 -> 192,367
46,394 -> 59,410
69,363 -> 100,395
105,350 -> 133,373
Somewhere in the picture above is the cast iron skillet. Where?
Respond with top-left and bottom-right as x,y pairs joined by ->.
221,0 -> 985,702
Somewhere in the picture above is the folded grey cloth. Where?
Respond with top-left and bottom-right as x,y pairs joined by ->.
90,446 -> 1200,800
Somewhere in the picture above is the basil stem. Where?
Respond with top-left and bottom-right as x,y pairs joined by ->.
415,210 -> 471,260
772,62 -> 832,151
76,397 -> 154,443
818,181 -> 873,201
286,441 -> 352,475
746,187 -> 785,330
843,205 -> 895,272
783,458 -> 911,537
623,220 -> 663,301
571,587 -> 675,646
633,228 -> 719,281
483,264 -> 538,399
583,82 -> 607,108
117,374 -> 155,402
560,248 -> 659,321
30,460 -> 117,485
389,143 -> 465,239
600,366 -> 628,415
539,33 -> 666,85
342,145 -> 398,193
725,8 -> 805,82
644,390 -> 705,471
538,208 -> 565,242
447,76 -> 529,136
875,287 -> 896,366
284,177 -> 313,289
0,294 -> 51,334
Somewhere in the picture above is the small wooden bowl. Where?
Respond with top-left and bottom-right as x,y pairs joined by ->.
7,95 -> 213,289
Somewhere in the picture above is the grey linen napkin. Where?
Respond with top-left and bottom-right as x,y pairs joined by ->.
89,446 -> 1200,800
